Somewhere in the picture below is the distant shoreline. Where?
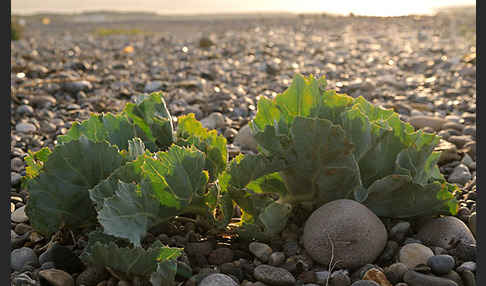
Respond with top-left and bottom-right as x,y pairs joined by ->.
11,4 -> 475,18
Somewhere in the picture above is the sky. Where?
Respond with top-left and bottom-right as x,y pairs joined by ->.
12,0 -> 476,16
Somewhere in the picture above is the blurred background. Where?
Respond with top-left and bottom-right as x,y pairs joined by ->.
11,0 -> 477,16
11,0 -> 476,157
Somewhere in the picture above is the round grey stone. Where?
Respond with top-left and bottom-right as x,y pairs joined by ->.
384,263 -> 408,284
253,265 -> 296,286
268,252 -> 286,266
427,255 -> 455,275
408,116 -> 447,131
16,122 -> 37,133
11,172 -> 22,186
144,80 -> 166,93
399,243 -> 434,269
62,81 -> 92,93
416,216 -> 476,249
11,247 -> 38,271
11,205 -> 29,223
16,105 -> 34,115
448,164 -> 472,185
389,221 -> 411,242
303,199 -> 387,270
200,112 -> 225,130
198,273 -> 238,286
249,242 -> 272,263
233,124 -> 258,151
403,270 -> 458,286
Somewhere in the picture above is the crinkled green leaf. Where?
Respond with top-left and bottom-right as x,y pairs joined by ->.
141,145 -> 208,209
58,114 -> 144,150
280,116 -> 362,205
25,137 -> 125,235
94,145 -> 211,245
82,239 -> 182,281
175,113 -> 227,181
222,154 -> 286,191
97,180 -> 166,246
363,175 -> 459,217
89,156 -> 145,210
124,92 -> 174,150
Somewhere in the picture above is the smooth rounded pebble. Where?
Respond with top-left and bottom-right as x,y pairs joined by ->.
11,172 -> 22,186
436,140 -> 461,164
408,116 -> 447,131
233,124 -> 258,151
303,199 -> 387,270
249,242 -> 272,263
416,216 -> 476,249
11,247 -> 38,271
39,269 -> 74,286
384,263 -> 408,284
198,273 -> 238,286
144,80 -> 166,93
448,164 -> 472,185
399,243 -> 434,269
403,270 -> 458,286
15,122 -> 37,133
268,252 -> 286,266
11,205 -> 29,223
200,112 -> 226,130
427,255 -> 455,275
253,265 -> 296,286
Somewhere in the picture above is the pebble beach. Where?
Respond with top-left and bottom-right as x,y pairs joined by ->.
11,6 -> 476,286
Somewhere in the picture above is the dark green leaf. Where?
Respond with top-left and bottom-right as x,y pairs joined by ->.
26,137 -> 125,235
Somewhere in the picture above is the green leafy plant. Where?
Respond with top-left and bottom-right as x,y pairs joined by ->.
222,74 -> 459,240
23,92 -> 230,285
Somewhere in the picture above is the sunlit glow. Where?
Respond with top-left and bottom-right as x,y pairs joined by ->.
12,0 -> 475,17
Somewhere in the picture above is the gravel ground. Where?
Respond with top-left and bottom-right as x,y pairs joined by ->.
10,7 -> 476,286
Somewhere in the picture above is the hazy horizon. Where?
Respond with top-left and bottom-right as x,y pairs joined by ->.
12,0 -> 475,17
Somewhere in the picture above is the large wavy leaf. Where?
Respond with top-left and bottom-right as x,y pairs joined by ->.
25,137 -> 125,235
363,175 -> 458,217
58,114 -> 146,150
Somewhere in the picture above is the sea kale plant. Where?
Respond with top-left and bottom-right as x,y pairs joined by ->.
222,74 -> 459,240
23,93 -> 231,285
22,74 -> 460,283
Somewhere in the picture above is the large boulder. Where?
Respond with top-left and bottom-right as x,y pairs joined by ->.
303,199 -> 387,270
416,216 -> 476,249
